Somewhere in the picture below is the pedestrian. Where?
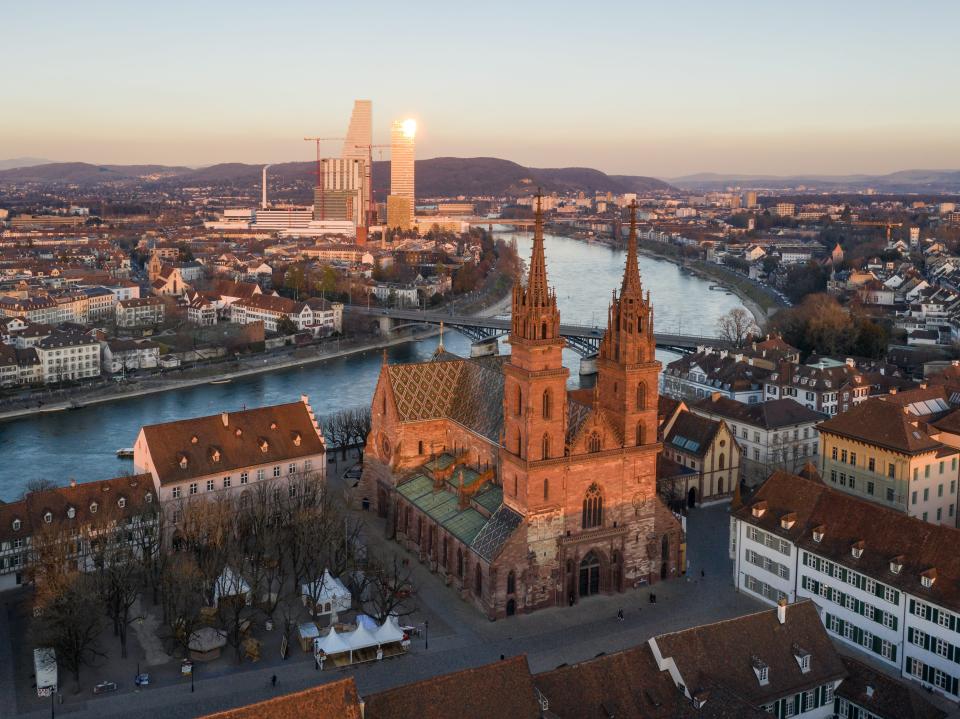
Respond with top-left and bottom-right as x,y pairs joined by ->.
617,608 -> 624,621
271,674 -> 277,688
700,569 -> 705,579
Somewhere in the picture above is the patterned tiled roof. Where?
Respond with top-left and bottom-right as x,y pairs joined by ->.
472,505 -> 522,562
386,357 -> 504,442
567,398 -> 592,443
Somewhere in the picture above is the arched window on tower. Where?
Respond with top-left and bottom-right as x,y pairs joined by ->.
582,483 -> 603,529
542,389 -> 551,419
514,384 -> 522,416
718,453 -> 726,470
507,571 -> 516,595
541,321 -> 548,339
543,477 -> 550,501
588,432 -> 601,453
636,382 -> 646,411
542,433 -> 550,460
636,422 -> 645,446
474,563 -> 483,597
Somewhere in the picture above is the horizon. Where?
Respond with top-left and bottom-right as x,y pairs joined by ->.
3,1 -> 959,176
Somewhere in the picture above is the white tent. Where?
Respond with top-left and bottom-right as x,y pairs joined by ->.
213,567 -> 251,607
314,627 -> 351,656
343,621 -> 379,653
301,569 -> 351,616
373,616 -> 405,645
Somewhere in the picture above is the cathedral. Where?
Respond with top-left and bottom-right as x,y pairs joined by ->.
359,200 -> 683,619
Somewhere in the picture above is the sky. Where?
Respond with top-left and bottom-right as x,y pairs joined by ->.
2,0 -> 959,178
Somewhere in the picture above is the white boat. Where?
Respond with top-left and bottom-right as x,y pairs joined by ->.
116,448 -> 134,458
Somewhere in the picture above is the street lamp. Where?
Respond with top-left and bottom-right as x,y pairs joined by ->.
424,619 -> 429,650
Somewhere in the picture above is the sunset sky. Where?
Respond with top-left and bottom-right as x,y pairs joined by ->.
3,0 -> 958,177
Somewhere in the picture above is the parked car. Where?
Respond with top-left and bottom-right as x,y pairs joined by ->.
93,681 -> 118,694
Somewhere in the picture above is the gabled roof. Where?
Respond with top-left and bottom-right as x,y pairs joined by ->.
816,398 -> 945,455
653,600 -> 845,706
199,677 -> 361,719
139,400 -> 324,486
837,656 -> 945,719
693,396 -> 825,430
363,655 -> 540,719
665,411 -> 722,458
734,471 -> 960,612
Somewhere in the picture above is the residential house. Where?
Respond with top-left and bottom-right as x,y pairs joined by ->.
35,331 -> 100,382
763,358 -> 871,416
116,297 -> 165,328
693,394 -> 825,487
730,470 -> 960,702
660,410 -> 739,506
102,338 -> 161,374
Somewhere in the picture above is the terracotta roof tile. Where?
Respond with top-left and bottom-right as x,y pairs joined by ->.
200,677 -> 361,719
837,656 -> 946,719
817,399 -> 946,455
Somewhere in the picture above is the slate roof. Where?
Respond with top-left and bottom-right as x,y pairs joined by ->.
386,357 -> 504,442
693,395 -> 825,429
472,505 -> 523,561
665,410 -> 722,459
837,656 -> 946,719
735,471 -> 960,613
199,677 -> 361,719
653,600 -> 846,707
817,398 -> 945,455
364,655 -> 540,719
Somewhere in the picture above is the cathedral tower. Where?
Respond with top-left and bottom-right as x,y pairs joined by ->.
501,194 -> 569,514
595,202 -> 660,447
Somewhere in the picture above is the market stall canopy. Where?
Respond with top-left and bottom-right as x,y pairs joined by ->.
314,627 -> 351,656
301,569 -> 352,613
373,616 -> 405,644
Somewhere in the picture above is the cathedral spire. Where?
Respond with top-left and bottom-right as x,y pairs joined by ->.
527,190 -> 551,307
621,201 -> 642,298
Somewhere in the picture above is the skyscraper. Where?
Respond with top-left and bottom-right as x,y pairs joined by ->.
388,118 -> 416,230
341,100 -> 371,160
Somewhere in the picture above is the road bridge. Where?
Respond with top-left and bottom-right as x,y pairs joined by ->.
346,306 -> 728,363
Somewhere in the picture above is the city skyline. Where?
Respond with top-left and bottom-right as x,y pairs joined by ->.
3,0 -> 959,177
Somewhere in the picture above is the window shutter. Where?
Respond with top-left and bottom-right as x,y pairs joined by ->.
890,644 -> 897,662
910,598 -> 916,613
907,627 -> 914,644
873,635 -> 882,654
925,633 -> 932,652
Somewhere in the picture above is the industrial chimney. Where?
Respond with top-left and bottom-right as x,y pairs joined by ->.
261,164 -> 271,209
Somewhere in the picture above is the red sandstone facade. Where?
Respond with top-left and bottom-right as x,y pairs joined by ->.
360,200 -> 683,619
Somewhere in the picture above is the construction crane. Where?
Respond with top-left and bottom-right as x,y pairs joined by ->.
304,137 -> 344,221
355,143 -> 389,228
851,220 -> 903,242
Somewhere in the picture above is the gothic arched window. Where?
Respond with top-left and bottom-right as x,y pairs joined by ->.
588,432 -> 601,453
514,384 -> 522,416
718,453 -> 726,471
457,548 -> 464,578
542,389 -> 551,419
543,477 -> 550,501
636,422 -> 645,446
507,571 -> 516,595
542,433 -> 550,460
582,483 -> 603,529
636,382 -> 646,411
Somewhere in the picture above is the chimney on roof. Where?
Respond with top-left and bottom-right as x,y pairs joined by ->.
889,387 -> 897,395
845,358 -> 855,367
952,360 -> 959,368
300,394 -> 309,404
359,698 -> 365,719
69,478 -> 77,488
221,412 -> 229,427
777,598 -> 787,624
920,382 -> 928,390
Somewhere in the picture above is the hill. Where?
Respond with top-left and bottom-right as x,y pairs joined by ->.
669,169 -> 960,193
0,157 -> 52,171
0,157 -> 673,197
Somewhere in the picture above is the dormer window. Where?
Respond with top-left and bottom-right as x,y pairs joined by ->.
890,556 -> 904,574
812,526 -> 825,543
179,454 -> 189,469
145,492 -> 153,503
211,449 -> 221,463
44,512 -> 52,524
191,435 -> 199,444
921,569 -> 937,588
851,541 -> 864,559
12,519 -> 21,531
292,432 -> 302,447
751,656 -> 769,686
751,501 -> 767,518
270,421 -> 278,430
780,513 -> 796,530
235,428 -> 242,437
792,644 -> 811,674
90,502 -> 98,513
259,438 -> 269,453
67,507 -> 76,519
117,498 -> 126,509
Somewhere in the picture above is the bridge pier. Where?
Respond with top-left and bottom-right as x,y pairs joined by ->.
470,337 -> 500,358
377,316 -> 394,336
579,353 -> 598,376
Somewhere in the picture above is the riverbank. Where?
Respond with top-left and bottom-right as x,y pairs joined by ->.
0,288 -> 514,425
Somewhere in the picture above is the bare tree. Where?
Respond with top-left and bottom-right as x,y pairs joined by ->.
160,555 -> 205,657
357,553 -> 416,624
717,307 -> 760,348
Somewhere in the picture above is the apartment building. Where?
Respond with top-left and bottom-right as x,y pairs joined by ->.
817,399 -> 959,525
132,397 -> 327,514
116,297 -> 165,328
0,474 -> 158,592
731,470 -> 960,701
35,331 -> 100,382
693,394 -> 825,486
763,358 -> 872,416
662,350 -> 770,404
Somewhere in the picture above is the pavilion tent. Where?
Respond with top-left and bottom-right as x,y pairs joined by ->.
213,566 -> 251,607
342,621 -> 379,661
301,569 -> 352,617
373,615 -> 405,645
314,627 -> 351,657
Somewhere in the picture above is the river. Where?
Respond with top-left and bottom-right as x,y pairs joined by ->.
0,231 -> 747,500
